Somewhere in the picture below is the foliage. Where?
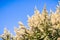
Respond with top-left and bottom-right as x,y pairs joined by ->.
0,1 -> 60,40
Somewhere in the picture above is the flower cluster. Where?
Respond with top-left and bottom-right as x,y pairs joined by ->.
0,1 -> 60,40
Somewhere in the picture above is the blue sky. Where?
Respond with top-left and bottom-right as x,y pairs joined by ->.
0,0 -> 59,36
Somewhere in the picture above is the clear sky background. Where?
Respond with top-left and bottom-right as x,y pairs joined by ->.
0,0 -> 59,37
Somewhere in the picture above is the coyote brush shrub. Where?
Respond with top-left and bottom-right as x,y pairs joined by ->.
0,2 -> 60,40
